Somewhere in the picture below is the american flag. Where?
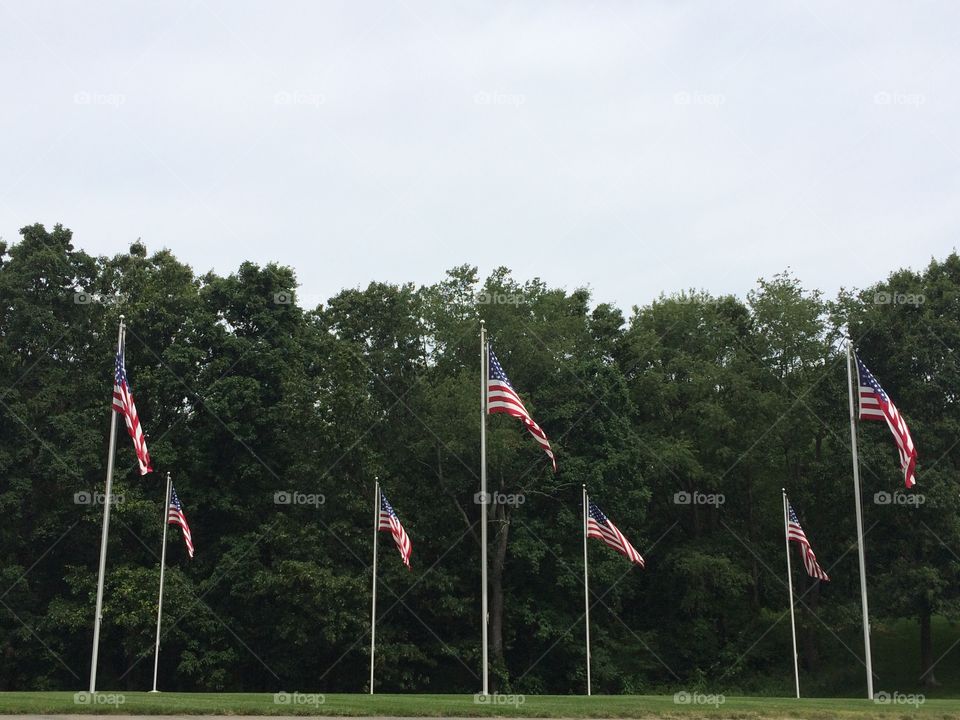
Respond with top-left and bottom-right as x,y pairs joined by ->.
168,486 -> 194,558
379,491 -> 411,570
587,500 -> 645,567
856,353 -> 917,488
787,502 -> 828,581
113,341 -> 152,475
487,346 -> 556,472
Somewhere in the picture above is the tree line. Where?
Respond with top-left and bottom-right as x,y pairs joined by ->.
0,222 -> 958,695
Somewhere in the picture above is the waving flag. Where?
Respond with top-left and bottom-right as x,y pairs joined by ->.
587,501 -> 644,567
787,502 -> 828,581
168,486 -> 194,558
487,346 -> 556,471
379,491 -> 411,569
856,354 -> 917,488
113,341 -> 152,475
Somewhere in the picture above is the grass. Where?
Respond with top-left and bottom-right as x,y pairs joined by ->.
4,618 -> 959,717
0,692 -> 958,718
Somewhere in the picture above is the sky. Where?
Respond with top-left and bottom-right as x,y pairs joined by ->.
1,1 -> 957,310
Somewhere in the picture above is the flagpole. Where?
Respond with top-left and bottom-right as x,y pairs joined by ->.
582,485 -> 591,696
782,489 -> 800,699
150,473 -> 172,693
479,320 -> 489,696
370,479 -> 379,695
846,338 -> 874,699
89,316 -> 125,693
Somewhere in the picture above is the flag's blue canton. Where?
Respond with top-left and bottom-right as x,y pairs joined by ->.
488,349 -> 513,387
115,348 -> 126,384
589,502 -> 609,527
788,504 -> 801,526
857,358 -> 889,401
170,488 -> 183,511
380,494 -> 397,518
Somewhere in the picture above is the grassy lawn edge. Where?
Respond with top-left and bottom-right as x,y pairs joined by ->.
0,693 -> 957,719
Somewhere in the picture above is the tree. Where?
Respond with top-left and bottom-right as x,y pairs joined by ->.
2,222 -> 958,696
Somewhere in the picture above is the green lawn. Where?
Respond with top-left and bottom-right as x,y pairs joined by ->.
0,693 -> 957,718
3,619 -> 958,717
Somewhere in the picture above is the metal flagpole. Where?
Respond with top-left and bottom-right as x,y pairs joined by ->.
480,320 -> 489,696
782,489 -> 800,699
89,316 -> 125,693
583,485 -> 591,696
370,479 -> 379,695
150,473 -> 173,693
846,338 -> 874,699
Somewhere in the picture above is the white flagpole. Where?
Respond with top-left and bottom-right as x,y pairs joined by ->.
369,479 -> 379,695
782,489 -> 800,699
479,320 -> 489,696
480,320 -> 490,695
89,316 -> 125,693
150,473 -> 172,693
846,338 -> 874,699
583,485 -> 591,696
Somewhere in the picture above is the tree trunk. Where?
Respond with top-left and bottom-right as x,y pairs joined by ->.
920,606 -> 938,687
489,500 -> 510,692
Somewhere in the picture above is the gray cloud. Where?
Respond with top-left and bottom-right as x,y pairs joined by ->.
1,1 -> 957,308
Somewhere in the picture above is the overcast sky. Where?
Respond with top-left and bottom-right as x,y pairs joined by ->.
1,1 -> 957,309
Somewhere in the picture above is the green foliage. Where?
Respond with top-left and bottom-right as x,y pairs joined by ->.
1,224 -> 958,696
